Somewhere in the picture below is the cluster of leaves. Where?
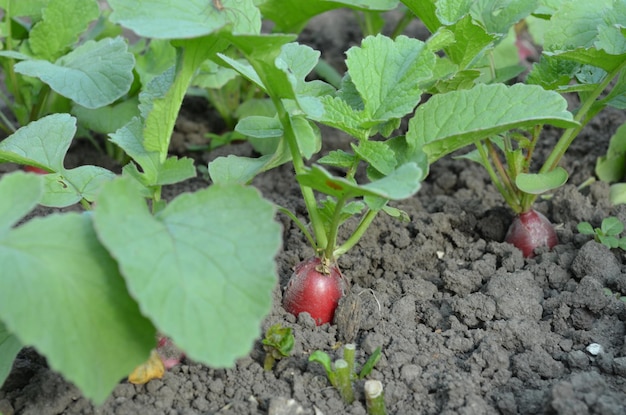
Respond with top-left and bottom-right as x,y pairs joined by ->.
0,0 -> 138,151
577,216 -> 626,250
262,323 -> 295,371
309,344 -> 382,404
0,0 -> 282,405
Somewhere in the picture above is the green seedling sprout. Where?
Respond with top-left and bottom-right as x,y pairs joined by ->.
577,217 -> 626,250
262,324 -> 295,371
309,344 -> 382,404
364,380 -> 387,415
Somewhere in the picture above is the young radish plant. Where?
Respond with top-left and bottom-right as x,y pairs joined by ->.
406,0 -> 626,257
309,343 -> 382,404
209,33 -> 436,324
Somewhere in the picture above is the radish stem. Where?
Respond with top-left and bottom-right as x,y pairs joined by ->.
365,380 -> 387,415
334,359 -> 355,404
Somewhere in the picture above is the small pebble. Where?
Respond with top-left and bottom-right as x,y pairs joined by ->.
586,343 -> 603,355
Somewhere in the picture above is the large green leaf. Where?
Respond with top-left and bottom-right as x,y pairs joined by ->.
543,0 -> 617,53
108,0 -> 261,38
407,83 -> 579,162
259,0 -> 398,33
347,34 -> 435,121
0,114 -> 117,207
15,37 -> 135,108
28,0 -> 99,61
0,173 -> 155,405
92,179 -> 282,367
40,166 -> 117,207
0,113 -> 75,171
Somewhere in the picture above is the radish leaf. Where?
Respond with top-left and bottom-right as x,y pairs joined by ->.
92,178 -> 281,368
347,34 -> 435,121
15,37 -> 135,109
108,0 -> 261,38
515,167 -> 568,195
28,0 -> 99,61
0,114 -> 118,207
407,83 -> 579,162
0,175 -> 156,404
0,113 -> 75,171
297,163 -> 422,201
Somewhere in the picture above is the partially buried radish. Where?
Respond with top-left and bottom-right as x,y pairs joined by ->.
23,165 -> 48,174
283,256 -> 345,326
504,209 -> 557,258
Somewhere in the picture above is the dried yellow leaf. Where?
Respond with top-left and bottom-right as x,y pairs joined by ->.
128,350 -> 165,384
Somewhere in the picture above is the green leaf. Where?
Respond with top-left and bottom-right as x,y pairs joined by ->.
259,0 -> 398,33
352,140 -> 396,176
297,163 -> 422,201
347,34 -> 435,120
109,117 -> 160,182
40,166 -> 116,207
108,0 -> 261,38
407,83 -> 579,162
319,198 -> 365,235
471,0 -> 538,35
0,113 -> 76,171
3,0 -> 49,18
309,350 -> 334,381
515,166 -> 568,194
0,207 -> 155,404
154,156 -> 197,186
0,320 -> 22,388
609,183 -> 626,205
358,347 -> 381,379
15,37 -> 135,109
601,216 -> 624,236
28,0 -> 100,61
92,179 -> 281,368
210,115 -> 320,185
318,95 -> 369,140
236,116 -> 283,139
543,0 -> 617,53
209,154 -> 272,185
72,97 -> 140,135
0,172 -> 43,234
577,221 -> 595,235
318,150 -> 357,169
596,120 -> 626,183
435,0 -> 473,25
443,15 -> 496,68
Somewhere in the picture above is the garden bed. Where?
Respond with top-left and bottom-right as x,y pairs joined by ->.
1,8 -> 626,415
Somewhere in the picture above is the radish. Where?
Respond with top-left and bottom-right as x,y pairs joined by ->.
23,165 -> 49,174
283,256 -> 344,325
505,209 -> 557,258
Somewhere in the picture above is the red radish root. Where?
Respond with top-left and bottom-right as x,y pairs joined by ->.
505,209 -> 557,258
282,256 -> 345,325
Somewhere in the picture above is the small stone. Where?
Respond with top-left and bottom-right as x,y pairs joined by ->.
268,397 -> 307,415
586,343 -> 603,356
